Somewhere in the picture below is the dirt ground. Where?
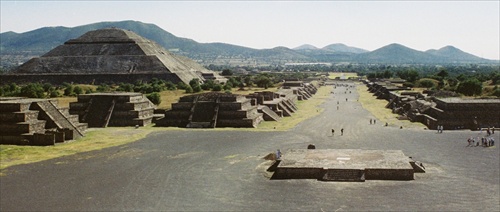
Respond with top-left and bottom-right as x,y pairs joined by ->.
1,81 -> 498,211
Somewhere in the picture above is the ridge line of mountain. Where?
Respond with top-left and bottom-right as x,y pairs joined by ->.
1,20 -> 498,67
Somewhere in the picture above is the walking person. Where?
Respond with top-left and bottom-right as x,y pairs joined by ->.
341,128 -> 344,136
331,129 -> 335,136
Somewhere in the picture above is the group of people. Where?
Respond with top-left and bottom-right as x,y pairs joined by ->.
467,136 -> 495,147
369,119 -> 376,125
485,127 -> 495,136
436,125 -> 444,133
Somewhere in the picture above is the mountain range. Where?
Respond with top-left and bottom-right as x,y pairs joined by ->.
0,20 -> 497,69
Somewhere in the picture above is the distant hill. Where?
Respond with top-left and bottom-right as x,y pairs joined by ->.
293,44 -> 319,50
322,43 -> 368,54
425,46 -> 488,63
1,20 -> 497,69
354,43 -> 437,64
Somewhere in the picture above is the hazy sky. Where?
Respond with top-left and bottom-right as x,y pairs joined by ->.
1,1 -> 499,60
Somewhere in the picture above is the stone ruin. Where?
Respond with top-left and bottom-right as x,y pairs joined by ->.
0,97 -> 87,146
246,91 -> 296,119
154,80 -> 320,128
268,149 -> 425,182
365,80 -> 500,130
281,80 -> 318,100
69,92 -> 155,127
154,92 -> 263,128
1,28 -> 224,85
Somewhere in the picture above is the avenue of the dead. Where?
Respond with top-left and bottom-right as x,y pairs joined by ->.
0,82 -> 499,211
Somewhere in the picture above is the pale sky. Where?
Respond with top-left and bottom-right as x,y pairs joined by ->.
1,1 -> 499,60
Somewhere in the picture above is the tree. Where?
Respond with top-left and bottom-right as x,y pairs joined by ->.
74,86 -> 83,95
96,84 -> 111,92
200,80 -> 215,90
20,83 -> 45,98
212,84 -> 222,91
221,69 -> 233,76
64,84 -> 74,96
146,92 -> 161,105
189,78 -> 201,93
417,79 -> 436,89
437,68 -> 449,79
165,81 -> 177,90
456,78 -> 482,96
185,86 -> 193,93
223,82 -> 232,91
254,75 -> 273,89
117,83 -> 134,92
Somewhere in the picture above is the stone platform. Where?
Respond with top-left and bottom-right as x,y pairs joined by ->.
271,149 -> 415,181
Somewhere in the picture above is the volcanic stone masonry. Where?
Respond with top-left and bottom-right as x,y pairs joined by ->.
155,80 -> 318,128
69,92 -> 155,128
1,27 -> 225,85
269,149 -> 423,181
364,79 -> 500,130
154,92 -> 264,128
0,97 -> 87,146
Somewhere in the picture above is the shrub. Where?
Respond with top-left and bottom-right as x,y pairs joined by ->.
146,92 -> 161,105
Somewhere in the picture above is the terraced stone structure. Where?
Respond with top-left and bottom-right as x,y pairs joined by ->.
0,97 -> 87,146
3,28 -> 220,85
246,91 -> 297,119
69,92 -> 155,127
270,149 -> 422,181
281,81 -> 318,100
155,92 -> 263,128
366,80 -> 500,130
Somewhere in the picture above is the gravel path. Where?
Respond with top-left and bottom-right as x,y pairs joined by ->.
1,82 -> 498,211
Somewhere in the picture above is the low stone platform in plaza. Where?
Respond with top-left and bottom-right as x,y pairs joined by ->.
271,149 -> 418,181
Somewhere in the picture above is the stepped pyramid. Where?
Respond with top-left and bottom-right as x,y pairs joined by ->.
0,97 -> 87,146
69,92 -> 155,128
8,28 -> 218,85
155,92 -> 263,128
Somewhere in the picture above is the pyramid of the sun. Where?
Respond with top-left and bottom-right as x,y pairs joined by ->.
8,28 -> 209,85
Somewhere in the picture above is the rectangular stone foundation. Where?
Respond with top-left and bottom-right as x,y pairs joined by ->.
272,149 -> 415,181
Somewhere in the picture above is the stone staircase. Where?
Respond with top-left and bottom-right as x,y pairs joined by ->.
0,98 -> 87,145
70,93 -> 155,127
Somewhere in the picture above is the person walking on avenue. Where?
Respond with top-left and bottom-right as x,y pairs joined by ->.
331,129 -> 335,136
341,128 -> 344,136
370,119 -> 372,125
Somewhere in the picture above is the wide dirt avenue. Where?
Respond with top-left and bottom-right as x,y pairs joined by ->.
1,82 -> 499,211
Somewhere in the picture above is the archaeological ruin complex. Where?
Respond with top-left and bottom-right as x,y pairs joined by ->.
364,80 -> 500,130
155,80 -> 318,128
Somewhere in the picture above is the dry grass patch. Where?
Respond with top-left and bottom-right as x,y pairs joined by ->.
54,97 -> 78,108
357,84 -> 425,129
328,72 -> 358,79
0,126 -> 159,172
253,85 -> 332,131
